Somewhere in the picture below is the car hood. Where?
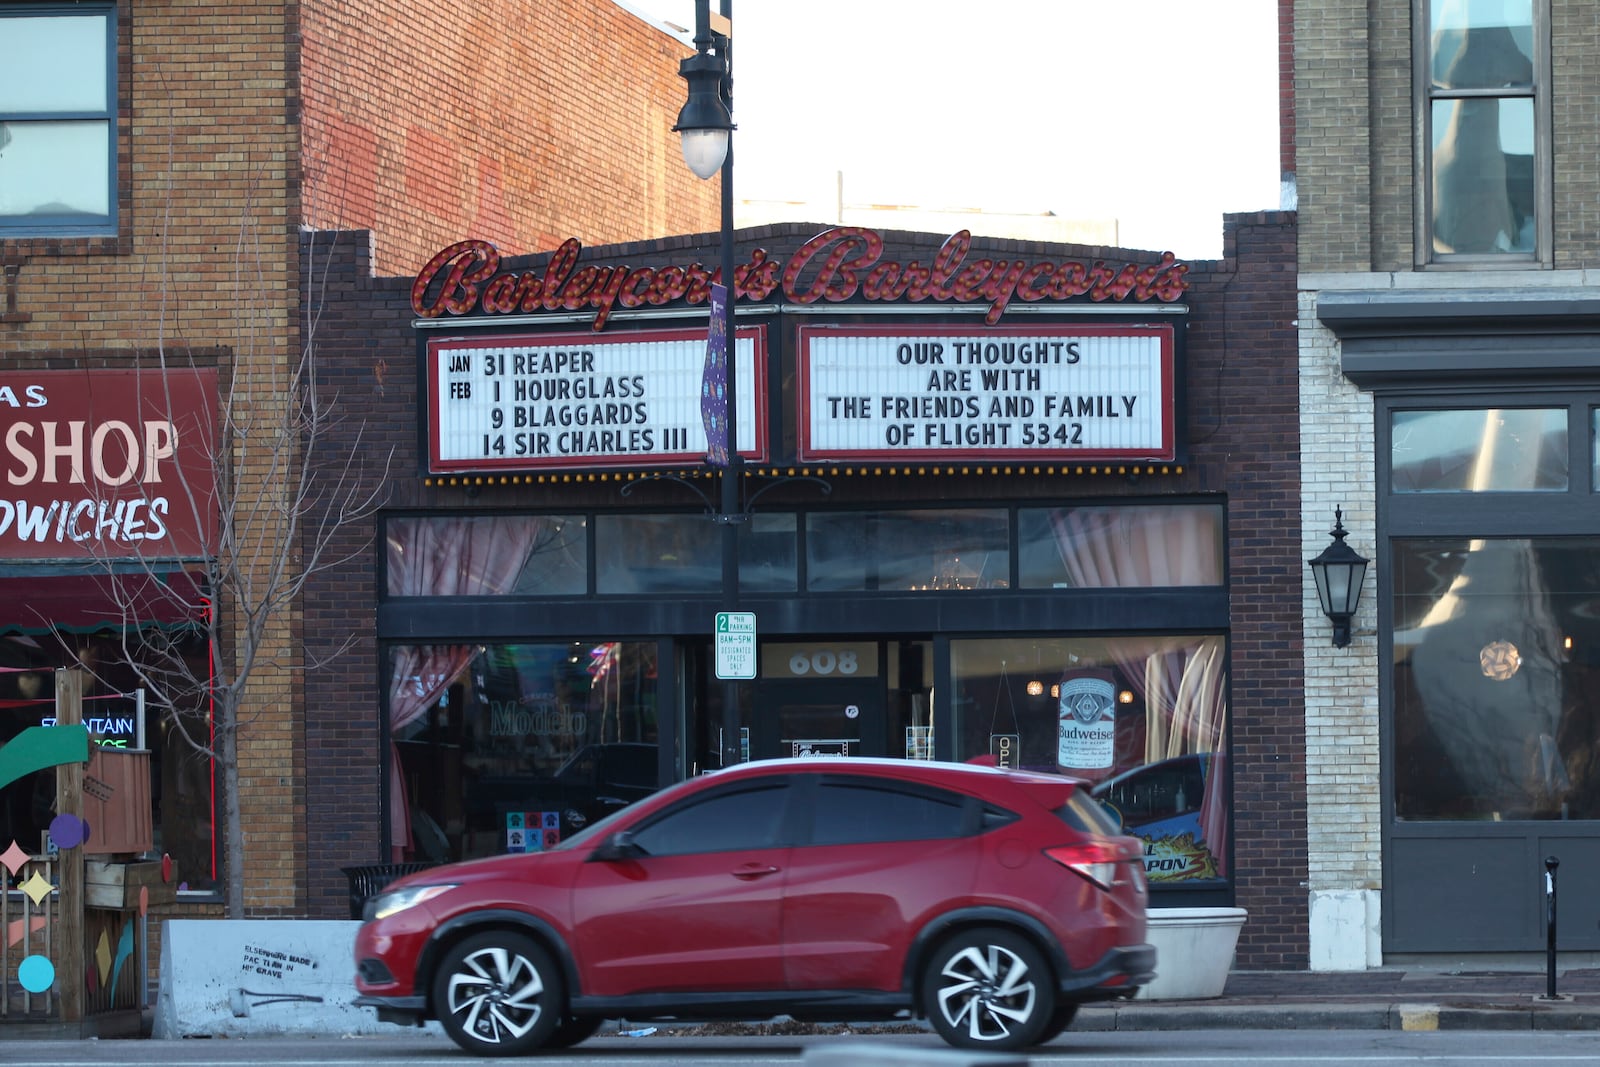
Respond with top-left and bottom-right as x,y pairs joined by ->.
387,850 -> 554,890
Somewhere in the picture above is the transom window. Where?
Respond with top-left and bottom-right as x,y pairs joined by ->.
0,4 -> 116,237
1416,0 -> 1549,266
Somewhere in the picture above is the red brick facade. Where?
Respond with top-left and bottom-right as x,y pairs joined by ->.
300,213 -> 1308,967
0,0 -> 716,926
300,0 -> 721,275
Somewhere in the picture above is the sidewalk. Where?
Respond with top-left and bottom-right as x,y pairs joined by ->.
1076,967 -> 1600,1031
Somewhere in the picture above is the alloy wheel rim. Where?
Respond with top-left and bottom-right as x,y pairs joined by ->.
445,946 -> 545,1043
935,943 -> 1037,1042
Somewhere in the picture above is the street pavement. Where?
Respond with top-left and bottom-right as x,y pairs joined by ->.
5,966 -> 1600,1041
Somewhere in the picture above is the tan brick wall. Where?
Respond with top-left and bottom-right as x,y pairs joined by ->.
300,0 -> 723,276
1552,3 -> 1600,265
0,0 -> 303,916
1302,1 -> 1600,272
1368,2 -> 1413,271
1294,0 -> 1372,274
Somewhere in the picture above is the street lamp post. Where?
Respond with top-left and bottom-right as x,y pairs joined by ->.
674,0 -> 742,768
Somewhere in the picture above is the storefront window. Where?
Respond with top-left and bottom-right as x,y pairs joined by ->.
1017,503 -> 1224,588
1391,408 -> 1566,491
385,515 -> 586,597
950,634 -> 1229,884
806,509 -> 1009,592
1394,537 -> 1600,820
388,641 -> 659,862
0,629 -> 216,892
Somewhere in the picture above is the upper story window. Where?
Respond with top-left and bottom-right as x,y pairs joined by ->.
1416,0 -> 1550,267
0,5 -> 116,238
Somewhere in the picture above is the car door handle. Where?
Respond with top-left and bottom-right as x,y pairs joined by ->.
731,863 -> 780,880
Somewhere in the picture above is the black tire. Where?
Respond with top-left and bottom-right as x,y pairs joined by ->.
431,930 -> 564,1056
1038,1001 -> 1080,1044
546,1015 -> 604,1048
920,927 -> 1056,1051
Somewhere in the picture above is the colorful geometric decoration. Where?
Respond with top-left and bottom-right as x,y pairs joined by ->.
1,839 -> 27,876
109,919 -> 134,995
6,915 -> 49,949
18,954 -> 54,994
49,813 -> 87,850
19,869 -> 53,906
95,929 -> 112,986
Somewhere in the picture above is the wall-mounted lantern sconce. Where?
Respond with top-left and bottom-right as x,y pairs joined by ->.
1308,507 -> 1369,648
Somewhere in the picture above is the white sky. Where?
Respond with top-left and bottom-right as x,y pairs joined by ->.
628,1 -> 1283,260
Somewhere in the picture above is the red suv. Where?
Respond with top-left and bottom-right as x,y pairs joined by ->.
353,758 -> 1153,1055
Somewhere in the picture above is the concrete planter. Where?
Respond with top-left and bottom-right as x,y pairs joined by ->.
1136,906 -> 1248,1000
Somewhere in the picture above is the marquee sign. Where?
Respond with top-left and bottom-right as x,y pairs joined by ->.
798,324 -> 1175,462
0,368 -> 218,560
426,327 -> 767,473
412,227 -> 1189,331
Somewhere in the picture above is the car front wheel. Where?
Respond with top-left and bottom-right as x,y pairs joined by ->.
921,928 -> 1055,1051
431,931 -> 563,1056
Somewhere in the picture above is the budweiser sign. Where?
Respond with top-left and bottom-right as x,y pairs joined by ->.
412,227 -> 1189,332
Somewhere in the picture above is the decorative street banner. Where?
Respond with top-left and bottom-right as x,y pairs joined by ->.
426,327 -> 766,472
701,284 -> 730,468
797,324 -> 1175,462
0,368 -> 218,560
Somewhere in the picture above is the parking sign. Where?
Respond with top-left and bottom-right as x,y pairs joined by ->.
715,611 -> 756,679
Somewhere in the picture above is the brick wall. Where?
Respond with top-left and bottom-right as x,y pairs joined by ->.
302,214 -> 1307,965
299,0 -> 723,277
0,0 -> 304,918
1293,0 -> 1372,275
1300,1 -> 1600,273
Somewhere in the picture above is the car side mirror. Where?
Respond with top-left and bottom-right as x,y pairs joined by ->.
589,830 -> 643,863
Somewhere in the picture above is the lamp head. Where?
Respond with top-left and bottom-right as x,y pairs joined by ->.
674,51 -> 732,179
1308,507 -> 1369,648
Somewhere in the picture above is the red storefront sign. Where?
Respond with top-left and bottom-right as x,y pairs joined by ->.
797,323 -> 1176,463
0,368 -> 218,560
412,227 -> 1190,332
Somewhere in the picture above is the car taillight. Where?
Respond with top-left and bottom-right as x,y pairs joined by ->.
1044,840 -> 1131,891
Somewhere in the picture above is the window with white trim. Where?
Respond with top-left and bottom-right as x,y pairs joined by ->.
0,4 -> 116,237
1416,0 -> 1549,266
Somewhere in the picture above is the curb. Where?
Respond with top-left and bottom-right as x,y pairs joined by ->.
1079,999 -> 1600,1032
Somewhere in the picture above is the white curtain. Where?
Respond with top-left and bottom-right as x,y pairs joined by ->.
383,516 -> 544,860
1049,505 -> 1230,872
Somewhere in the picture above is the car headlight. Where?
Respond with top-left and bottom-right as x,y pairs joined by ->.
369,883 -> 457,921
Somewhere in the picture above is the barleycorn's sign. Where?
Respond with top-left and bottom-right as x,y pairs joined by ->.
412,227 -> 1189,331
428,328 -> 766,472
799,324 -> 1174,462
0,369 -> 218,559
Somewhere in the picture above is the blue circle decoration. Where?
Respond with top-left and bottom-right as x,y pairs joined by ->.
49,814 -> 85,850
18,954 -> 54,993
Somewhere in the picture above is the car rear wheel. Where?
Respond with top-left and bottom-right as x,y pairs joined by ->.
432,931 -> 563,1056
921,928 -> 1055,1051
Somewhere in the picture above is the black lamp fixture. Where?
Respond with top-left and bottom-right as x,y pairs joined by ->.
672,5 -> 734,180
675,0 -> 743,770
1308,507 -> 1369,648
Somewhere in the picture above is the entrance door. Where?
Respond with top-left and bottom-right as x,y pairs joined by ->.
752,678 -> 885,761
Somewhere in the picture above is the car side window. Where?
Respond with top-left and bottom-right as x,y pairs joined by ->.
630,782 -> 791,857
806,777 -> 970,846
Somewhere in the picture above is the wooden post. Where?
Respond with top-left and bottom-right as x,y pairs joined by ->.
54,667 -> 86,1024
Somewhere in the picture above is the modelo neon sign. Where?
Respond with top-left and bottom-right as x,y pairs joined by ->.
412,226 -> 1189,332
